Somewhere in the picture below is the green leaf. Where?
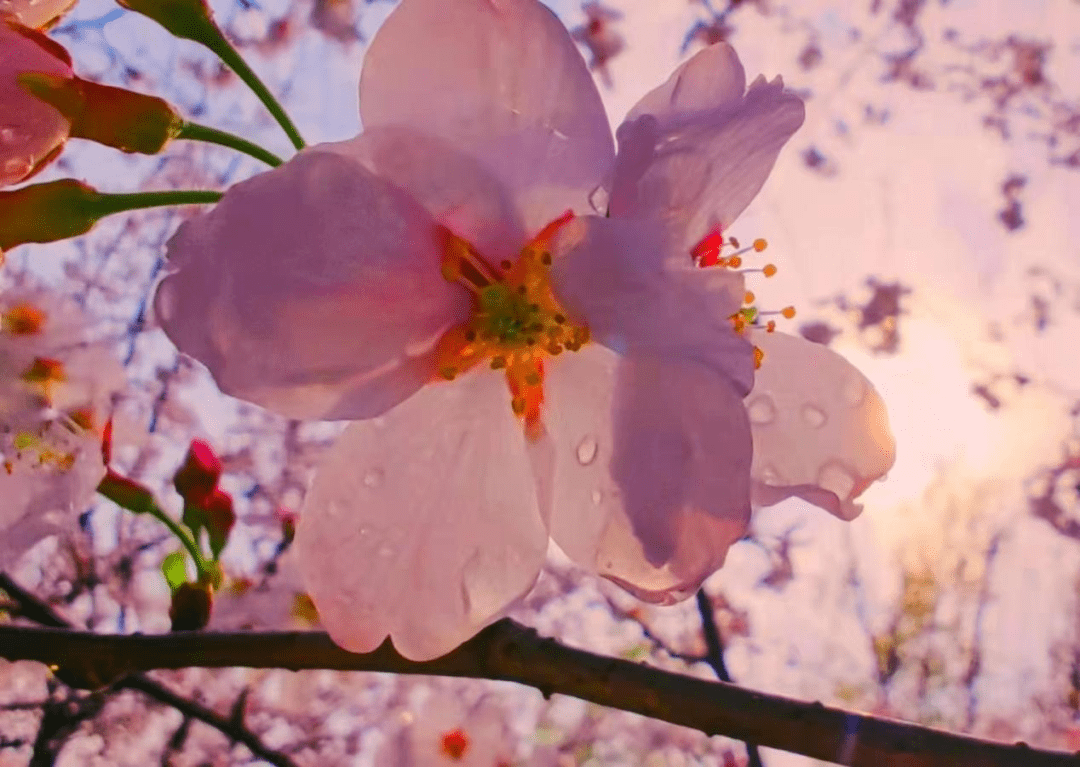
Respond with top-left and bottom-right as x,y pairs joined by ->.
161,550 -> 188,593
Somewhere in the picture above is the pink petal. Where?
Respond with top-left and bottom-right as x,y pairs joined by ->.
624,43 -> 746,125
0,0 -> 76,28
543,344 -> 752,603
154,146 -> 470,420
609,44 -> 804,248
746,331 -> 896,520
0,20 -> 71,187
551,216 -> 755,394
321,127 -> 527,266
359,0 -> 614,232
295,370 -> 548,661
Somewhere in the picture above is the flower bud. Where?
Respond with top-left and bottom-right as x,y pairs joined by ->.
0,179 -> 103,251
173,439 -> 223,504
19,72 -> 183,155
116,0 -> 215,43
202,488 -> 235,559
96,468 -> 155,515
169,579 -> 213,631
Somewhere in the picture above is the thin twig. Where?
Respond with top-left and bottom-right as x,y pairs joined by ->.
696,589 -> 765,767
0,623 -> 1075,767
0,573 -> 298,767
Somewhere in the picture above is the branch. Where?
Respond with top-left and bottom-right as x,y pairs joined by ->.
0,574 -> 298,767
696,589 -> 764,767
0,623 -> 1074,767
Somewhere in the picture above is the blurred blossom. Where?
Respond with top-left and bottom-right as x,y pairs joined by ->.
310,0 -> 360,44
571,1 -> 624,88
0,0 -> 75,29
0,19 -> 72,187
208,549 -> 320,631
378,692 -> 515,767
0,291 -> 122,568
154,0 -> 892,660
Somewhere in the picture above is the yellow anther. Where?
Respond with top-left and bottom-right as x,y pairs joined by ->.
781,306 -> 796,319
753,346 -> 765,369
753,238 -> 768,252
762,264 -> 778,277
744,291 -> 755,305
766,320 -> 776,333
728,256 -> 742,268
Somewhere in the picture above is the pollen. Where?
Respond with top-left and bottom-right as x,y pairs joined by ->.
753,346 -> 765,369
434,212 -> 587,437
762,264 -> 777,277
781,306 -> 796,319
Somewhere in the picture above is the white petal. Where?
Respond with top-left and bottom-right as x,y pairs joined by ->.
746,331 -> 896,519
609,45 -> 804,248
551,216 -> 755,394
544,344 -> 752,603
154,147 -> 469,421
359,0 -> 615,231
294,372 -> 548,661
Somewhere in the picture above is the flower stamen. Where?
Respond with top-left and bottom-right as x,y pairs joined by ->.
434,212 -> 587,436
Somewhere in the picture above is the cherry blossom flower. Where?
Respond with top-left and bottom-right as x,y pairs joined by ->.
0,19 -> 72,187
0,291 -> 122,568
154,0 -> 894,659
378,690 -> 515,767
0,0 -> 76,29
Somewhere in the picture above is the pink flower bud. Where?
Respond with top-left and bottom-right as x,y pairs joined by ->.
173,439 -> 223,504
202,487 -> 235,558
0,19 -> 72,187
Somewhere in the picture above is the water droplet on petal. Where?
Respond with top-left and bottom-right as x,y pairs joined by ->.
377,544 -> 395,558
591,489 -> 604,505
760,464 -> 783,484
842,376 -> 866,407
588,184 -> 610,215
801,404 -> 827,428
576,435 -> 598,465
747,395 -> 776,425
818,461 -> 855,500
363,468 -> 383,488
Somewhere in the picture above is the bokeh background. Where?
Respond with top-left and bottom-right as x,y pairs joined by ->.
2,0 -> 1080,765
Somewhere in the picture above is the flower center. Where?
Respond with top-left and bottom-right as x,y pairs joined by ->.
434,211 -> 588,439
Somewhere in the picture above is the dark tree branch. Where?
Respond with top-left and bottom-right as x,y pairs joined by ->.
0,623 -> 1075,767
116,676 -> 296,767
696,589 -> 765,767
0,573 -> 298,767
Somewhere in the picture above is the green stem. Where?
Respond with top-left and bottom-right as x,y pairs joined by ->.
147,505 -> 211,578
97,471 -> 212,580
88,189 -> 223,217
202,26 -> 306,150
177,121 -> 283,167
